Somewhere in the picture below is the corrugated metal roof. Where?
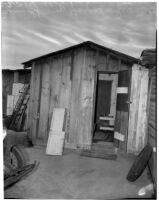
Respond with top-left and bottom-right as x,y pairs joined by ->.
22,41 -> 138,68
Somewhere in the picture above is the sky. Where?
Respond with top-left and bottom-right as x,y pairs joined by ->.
1,2 -> 157,69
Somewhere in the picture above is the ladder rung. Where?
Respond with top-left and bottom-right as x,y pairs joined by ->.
99,117 -> 115,121
100,126 -> 114,131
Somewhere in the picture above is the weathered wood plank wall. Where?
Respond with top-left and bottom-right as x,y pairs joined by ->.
27,45 -> 134,151
28,52 -> 72,145
147,66 -> 157,187
77,48 -> 96,149
114,69 -> 131,151
38,62 -> 51,142
127,64 -> 149,154
27,63 -> 35,140
31,63 -> 42,142
68,48 -> 85,148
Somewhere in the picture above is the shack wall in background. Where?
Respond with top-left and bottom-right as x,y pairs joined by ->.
2,70 -> 31,116
127,65 -> 149,154
147,66 -> 157,187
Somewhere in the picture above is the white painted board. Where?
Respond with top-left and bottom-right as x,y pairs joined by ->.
50,108 -> 66,132
116,87 -> 128,94
12,83 -> 24,95
7,95 -> 14,115
46,131 -> 65,155
114,132 -> 125,142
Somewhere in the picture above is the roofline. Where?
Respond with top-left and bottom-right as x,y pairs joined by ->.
2,69 -> 31,72
22,41 -> 139,67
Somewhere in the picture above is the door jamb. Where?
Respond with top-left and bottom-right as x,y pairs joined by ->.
91,71 -> 118,142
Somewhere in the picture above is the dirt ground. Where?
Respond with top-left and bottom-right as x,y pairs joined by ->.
4,145 -> 154,199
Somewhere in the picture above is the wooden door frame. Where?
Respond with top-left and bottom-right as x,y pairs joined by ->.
91,71 -> 118,140
98,73 -> 118,123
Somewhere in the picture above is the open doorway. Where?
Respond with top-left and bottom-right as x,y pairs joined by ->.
93,72 -> 118,143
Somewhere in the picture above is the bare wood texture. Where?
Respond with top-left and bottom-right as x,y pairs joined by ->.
77,49 -> 96,149
38,62 -> 51,142
114,111 -> 128,151
27,46 -> 135,147
49,57 -> 63,120
148,67 -> 157,131
147,67 -> 157,187
28,63 -> 42,143
48,54 -> 71,140
127,64 -> 149,154
27,63 -> 35,140
81,150 -> 117,160
96,52 -> 107,71
68,48 -> 84,146
114,69 -> 131,151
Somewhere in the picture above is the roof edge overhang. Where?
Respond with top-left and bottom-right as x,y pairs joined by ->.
22,41 -> 139,68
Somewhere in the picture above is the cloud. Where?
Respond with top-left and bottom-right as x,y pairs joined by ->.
73,32 -> 89,41
1,2 -> 156,69
26,30 -> 62,46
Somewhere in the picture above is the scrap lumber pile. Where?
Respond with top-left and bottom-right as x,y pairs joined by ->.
7,83 -> 30,131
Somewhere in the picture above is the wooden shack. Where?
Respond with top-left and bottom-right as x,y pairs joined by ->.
23,41 -> 150,153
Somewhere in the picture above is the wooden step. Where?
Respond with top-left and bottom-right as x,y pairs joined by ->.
92,142 -> 114,150
81,150 -> 117,160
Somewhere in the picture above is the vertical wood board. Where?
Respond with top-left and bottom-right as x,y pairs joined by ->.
135,70 -> 149,151
7,95 -> 14,115
127,65 -> 149,154
77,49 -> 95,149
115,69 -> 131,151
127,65 -> 141,153
27,64 -> 35,139
68,48 -> 84,146
46,131 -> 65,155
59,55 -> 71,108
30,64 -> 42,142
50,108 -> 66,132
114,111 -> 128,151
49,57 -> 63,120
38,62 -> 51,142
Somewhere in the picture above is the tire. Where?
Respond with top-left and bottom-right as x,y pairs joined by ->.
127,144 -> 153,182
9,145 -> 27,170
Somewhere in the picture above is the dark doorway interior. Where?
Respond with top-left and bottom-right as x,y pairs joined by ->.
93,74 -> 114,143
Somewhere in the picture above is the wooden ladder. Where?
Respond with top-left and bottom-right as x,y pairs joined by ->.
8,84 -> 30,131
